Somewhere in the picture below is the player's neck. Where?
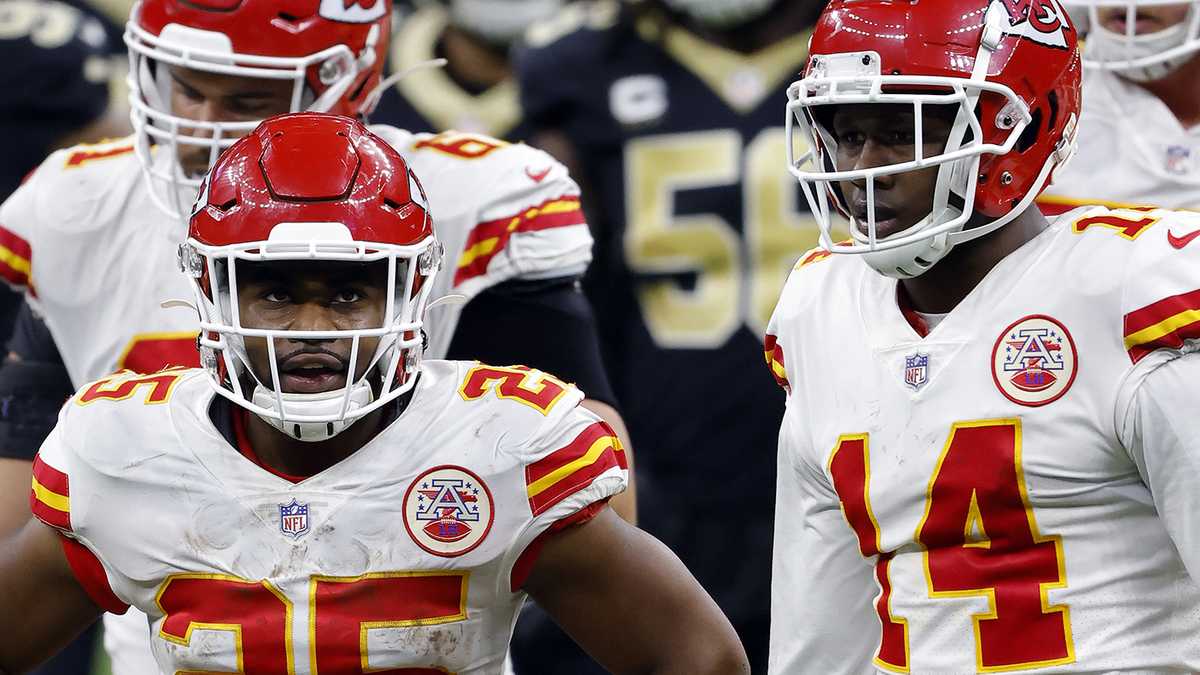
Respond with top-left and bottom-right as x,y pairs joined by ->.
1131,54 -> 1200,129
678,2 -> 821,54
243,404 -> 390,478
440,25 -> 511,90
898,207 -> 1050,315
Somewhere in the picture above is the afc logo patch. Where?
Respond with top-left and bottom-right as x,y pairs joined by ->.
991,314 -> 1078,406
279,498 -> 310,539
404,465 -> 495,557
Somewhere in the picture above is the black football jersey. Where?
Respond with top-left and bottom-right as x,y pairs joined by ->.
515,2 -> 818,668
0,0 -> 111,199
517,1 -> 817,508
371,4 -> 532,141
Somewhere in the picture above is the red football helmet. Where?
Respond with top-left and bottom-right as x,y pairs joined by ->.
786,0 -> 1082,278
126,0 -> 391,220
181,112 -> 443,441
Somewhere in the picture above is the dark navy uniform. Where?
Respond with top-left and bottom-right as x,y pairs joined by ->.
515,2 -> 818,671
0,0 -> 110,200
372,3 -> 533,141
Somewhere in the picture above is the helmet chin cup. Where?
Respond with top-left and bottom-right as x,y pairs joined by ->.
859,221 -> 957,279
1075,1 -> 1200,79
251,380 -> 375,443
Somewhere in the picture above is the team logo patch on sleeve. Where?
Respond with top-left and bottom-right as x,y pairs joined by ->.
991,314 -> 1077,406
404,466 -> 495,557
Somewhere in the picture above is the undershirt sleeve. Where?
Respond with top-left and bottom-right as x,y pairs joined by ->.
444,277 -> 618,408
0,302 -> 72,460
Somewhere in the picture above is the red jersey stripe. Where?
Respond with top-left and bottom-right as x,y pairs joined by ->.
31,456 -> 71,531
526,422 -> 626,516
1124,289 -> 1200,363
0,225 -> 31,287
63,144 -> 134,168
454,196 -> 586,285
764,334 -> 789,392
1124,288 -> 1200,337
527,421 -> 616,485
33,455 -> 68,497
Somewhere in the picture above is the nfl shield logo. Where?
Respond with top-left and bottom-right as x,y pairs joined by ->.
1167,145 -> 1192,175
904,353 -> 929,391
279,499 -> 310,539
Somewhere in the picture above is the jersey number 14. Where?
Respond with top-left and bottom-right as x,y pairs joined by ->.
828,419 -> 1073,672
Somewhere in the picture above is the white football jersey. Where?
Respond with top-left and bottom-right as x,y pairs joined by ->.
0,128 -> 590,381
1041,69 -> 1200,212
0,128 -> 593,674
30,361 -> 627,674
766,207 -> 1200,673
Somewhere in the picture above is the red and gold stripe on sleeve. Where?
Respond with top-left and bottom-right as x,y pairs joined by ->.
526,422 -> 627,517
0,225 -> 31,289
764,334 -> 790,393
454,196 -> 586,285
1124,288 -> 1200,363
794,247 -> 833,271
30,455 -> 70,531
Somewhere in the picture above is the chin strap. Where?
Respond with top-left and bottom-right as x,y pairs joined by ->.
251,380 -> 375,443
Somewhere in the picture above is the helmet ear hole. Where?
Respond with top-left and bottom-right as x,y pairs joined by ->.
1045,90 -> 1060,136
1014,107 -> 1043,153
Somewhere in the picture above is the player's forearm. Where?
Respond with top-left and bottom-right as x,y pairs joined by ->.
580,399 -> 637,524
0,459 -> 33,538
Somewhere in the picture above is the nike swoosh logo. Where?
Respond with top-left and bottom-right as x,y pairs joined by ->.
525,166 -> 552,183
1168,229 -> 1200,249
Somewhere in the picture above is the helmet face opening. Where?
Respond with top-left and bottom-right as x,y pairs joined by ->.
788,54 -> 1033,254
1068,0 -> 1200,78
186,234 -> 438,434
126,0 -> 390,221
784,0 -> 1082,278
185,113 -> 439,441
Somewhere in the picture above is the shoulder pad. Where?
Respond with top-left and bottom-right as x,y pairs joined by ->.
20,136 -> 139,234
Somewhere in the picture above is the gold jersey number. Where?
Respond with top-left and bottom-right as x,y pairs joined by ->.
624,128 -> 825,349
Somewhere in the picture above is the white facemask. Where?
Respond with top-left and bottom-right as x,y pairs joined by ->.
1077,2 -> 1200,79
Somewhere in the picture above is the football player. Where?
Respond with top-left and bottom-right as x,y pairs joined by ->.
0,4 -> 120,669
512,0 -> 823,671
1040,0 -> 1200,211
0,113 -> 749,675
769,0 -> 1200,671
371,0 -> 565,140
0,0 -> 634,672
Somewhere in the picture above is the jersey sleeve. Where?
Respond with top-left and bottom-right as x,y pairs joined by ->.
763,248 -> 833,395
769,401 -> 878,674
501,397 -> 629,592
0,175 -> 39,293
29,403 -> 131,614
448,143 -> 592,295
1117,209 -> 1200,366
1116,352 -> 1200,582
